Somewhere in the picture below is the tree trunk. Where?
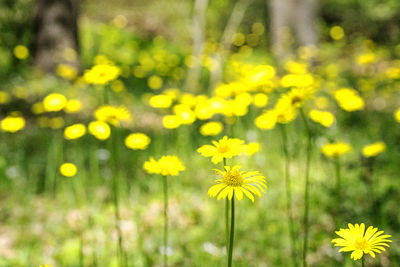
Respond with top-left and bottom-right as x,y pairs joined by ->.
33,0 -> 80,73
184,0 -> 208,92
268,0 -> 318,59
294,0 -> 318,47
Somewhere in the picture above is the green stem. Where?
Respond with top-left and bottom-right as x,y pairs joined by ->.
228,196 -> 235,267
162,175 -> 168,267
334,157 -> 341,203
361,257 -> 365,267
279,124 -> 297,266
300,108 -> 312,267
223,158 -> 230,254
109,127 -> 126,267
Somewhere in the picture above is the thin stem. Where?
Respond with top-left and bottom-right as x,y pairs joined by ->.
300,108 -> 312,267
223,157 -> 230,254
361,257 -> 365,267
279,124 -> 298,266
228,196 -> 235,267
109,127 -> 126,267
162,175 -> 169,267
334,157 -> 341,203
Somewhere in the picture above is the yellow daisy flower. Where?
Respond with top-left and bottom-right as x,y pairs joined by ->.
332,223 -> 391,260
1,115 -> 25,133
143,155 -> 185,176
362,142 -> 386,158
208,165 -> 267,202
59,163 -> 77,177
125,133 -> 151,150
64,123 -> 86,140
321,142 -> 351,157
197,136 -> 245,164
84,64 -> 120,85
94,105 -> 132,126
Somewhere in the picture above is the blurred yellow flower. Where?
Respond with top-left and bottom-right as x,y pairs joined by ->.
255,110 -> 277,130
357,52 -> 376,65
274,96 -> 298,123
143,155 -> 185,176
208,165 -> 267,202
162,115 -> 181,129
394,108 -> 400,123
243,142 -> 260,156
321,142 -> 351,157
65,99 -> 82,113
197,136 -> 245,164
330,26 -> 344,40
149,94 -> 173,108
64,124 -> 86,140
309,109 -> 335,127
56,64 -> 77,80
332,223 -> 391,261
94,105 -> 132,126
125,133 -> 151,150
32,102 -> 45,115
362,142 -> 386,158
43,93 -> 67,112
280,74 -> 314,88
88,121 -> 111,140
174,104 -> 196,125
148,75 -> 163,90
286,87 -> 315,107
84,64 -> 120,85
13,45 -> 29,60
60,163 -> 77,177
200,121 -> 223,136
253,93 -> 269,107
334,88 -> 364,112
0,91 -> 10,104
49,117 -> 65,129
1,115 -> 25,133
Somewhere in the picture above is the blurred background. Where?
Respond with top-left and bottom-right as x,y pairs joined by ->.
1,0 -> 400,266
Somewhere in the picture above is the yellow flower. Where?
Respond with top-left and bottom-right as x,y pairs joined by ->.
197,136 -> 245,164
64,124 -> 86,140
357,52 -> 376,65
143,155 -> 185,176
13,45 -> 29,60
174,104 -> 196,125
148,75 -> 163,90
332,223 -> 391,261
208,165 -> 267,202
280,74 -> 314,88
43,93 -> 67,112
330,26 -> 344,40
162,115 -> 181,129
243,142 -> 260,156
334,88 -> 364,112
286,87 -> 315,107
362,142 -> 386,158
49,117 -> 65,129
60,163 -> 77,177
84,64 -> 120,85
65,99 -> 82,113
274,96 -> 298,123
149,94 -> 173,108
88,121 -> 111,140
39,265 -> 53,267
0,91 -> 10,104
253,93 -> 268,108
321,142 -> 351,157
1,115 -> 25,133
309,109 -> 335,127
94,105 -> 132,126
255,110 -> 277,130
394,108 -> 400,123
200,121 -> 223,136
56,64 -> 77,80
125,133 -> 151,150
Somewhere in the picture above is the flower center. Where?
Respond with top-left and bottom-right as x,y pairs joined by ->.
354,238 -> 368,251
222,170 -> 244,187
218,144 -> 229,154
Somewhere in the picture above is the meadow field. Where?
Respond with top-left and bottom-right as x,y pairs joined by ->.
1,0 -> 400,266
